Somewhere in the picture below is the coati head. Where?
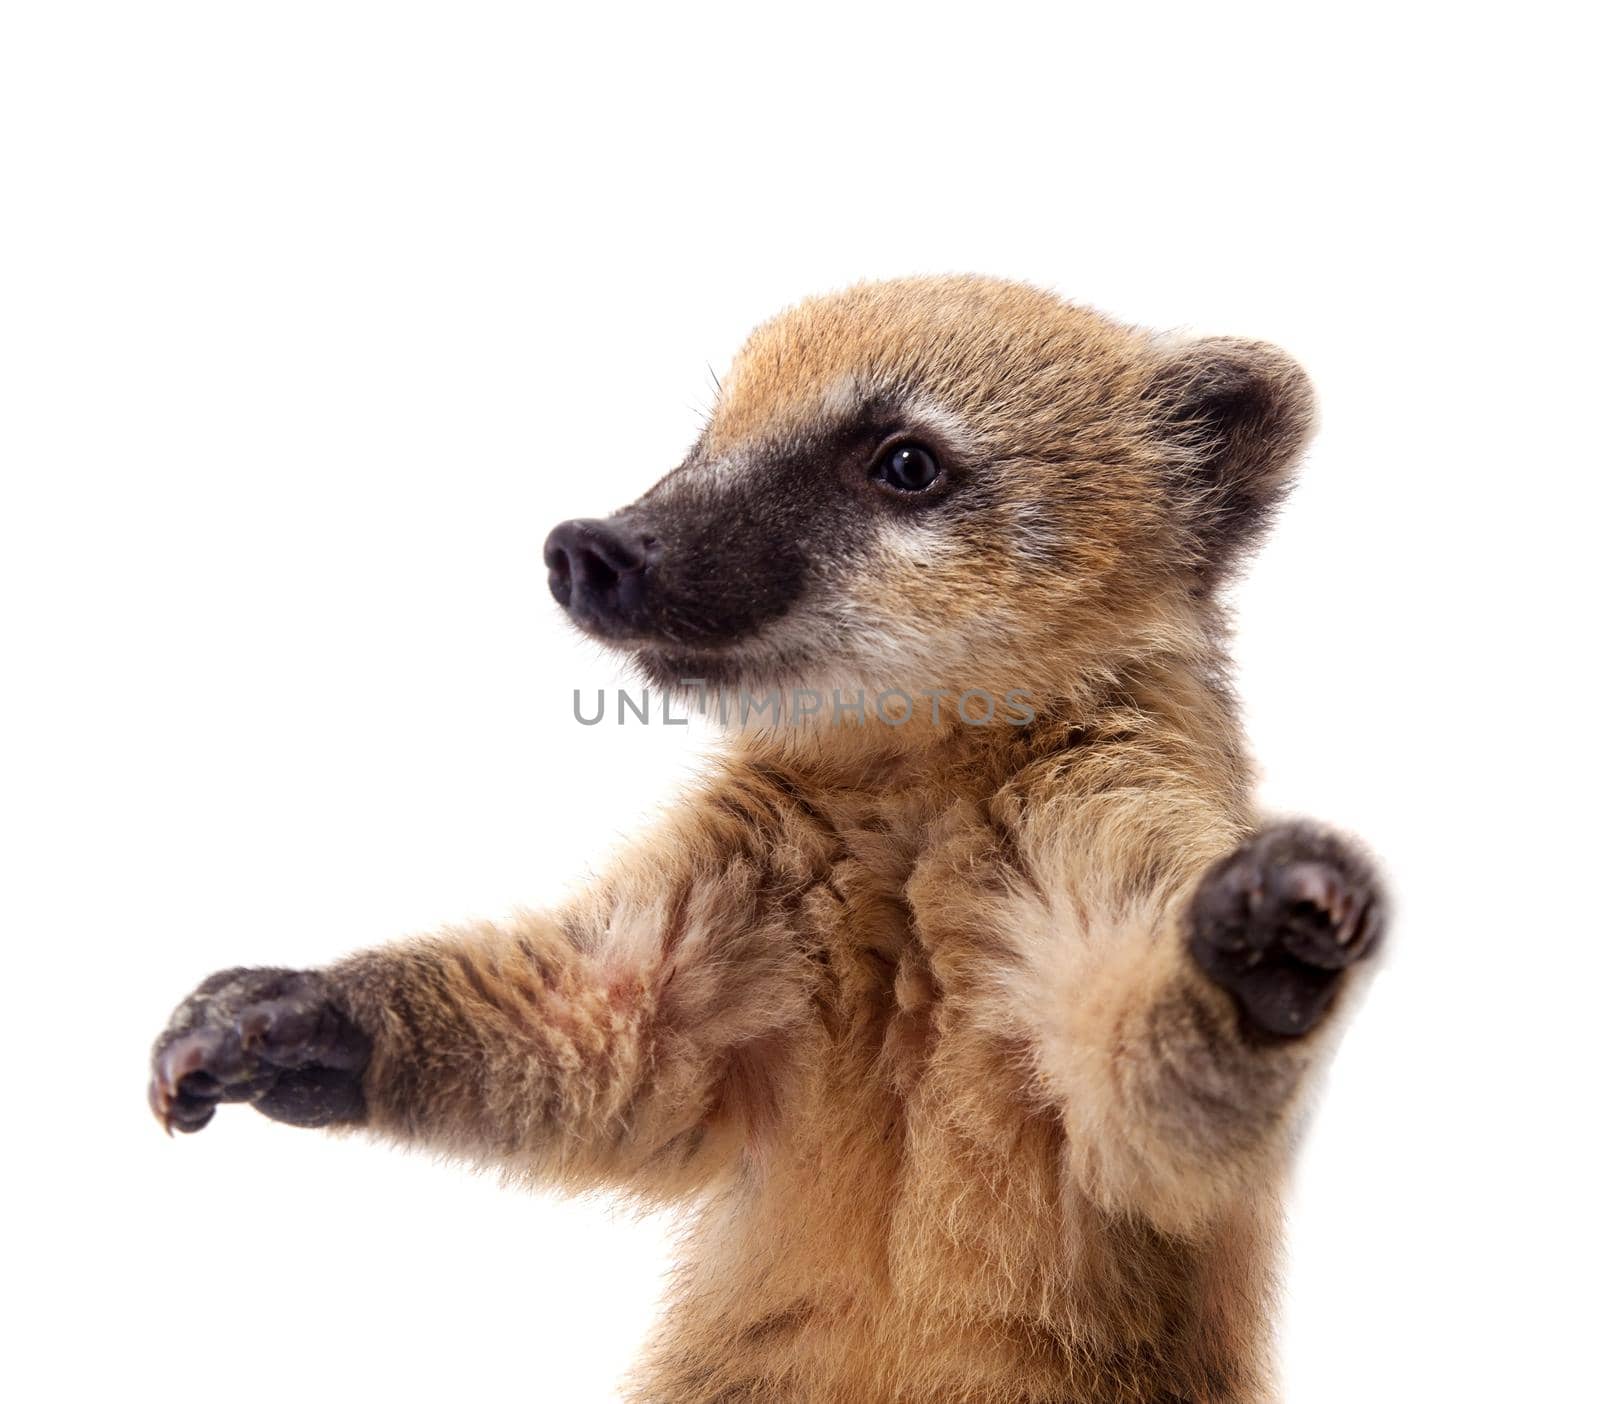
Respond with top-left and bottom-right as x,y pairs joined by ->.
545,276 -> 1313,715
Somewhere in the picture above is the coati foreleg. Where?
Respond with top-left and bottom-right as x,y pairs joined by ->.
1020,817 -> 1384,1233
149,786 -> 823,1197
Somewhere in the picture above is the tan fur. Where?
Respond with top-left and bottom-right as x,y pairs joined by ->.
337,672 -> 1333,1401
174,278 -> 1376,1401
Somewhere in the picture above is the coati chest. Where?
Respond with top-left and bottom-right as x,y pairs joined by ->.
762,782 -> 1068,1279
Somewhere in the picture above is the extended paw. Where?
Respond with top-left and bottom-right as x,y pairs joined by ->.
149,967 -> 371,1134
1188,823 -> 1385,1038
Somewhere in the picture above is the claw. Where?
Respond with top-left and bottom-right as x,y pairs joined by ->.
155,1031 -> 215,1102
149,1026 -> 249,1133
148,1073 -> 175,1136
1280,862 -> 1336,915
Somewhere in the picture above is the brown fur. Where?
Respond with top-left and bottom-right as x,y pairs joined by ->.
152,277 -> 1382,1402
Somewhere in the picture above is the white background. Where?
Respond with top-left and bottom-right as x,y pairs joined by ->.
3,4 -> 1595,1400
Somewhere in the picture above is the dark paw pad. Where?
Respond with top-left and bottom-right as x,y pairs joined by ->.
149,967 -> 371,1134
1189,824 -> 1385,1037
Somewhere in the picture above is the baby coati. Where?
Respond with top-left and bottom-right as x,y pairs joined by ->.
149,276 -> 1385,1404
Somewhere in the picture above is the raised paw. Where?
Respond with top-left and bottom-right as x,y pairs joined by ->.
1188,823 -> 1385,1038
149,967 -> 371,1134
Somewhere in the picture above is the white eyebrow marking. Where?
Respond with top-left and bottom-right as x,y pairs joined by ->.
681,378 -> 981,492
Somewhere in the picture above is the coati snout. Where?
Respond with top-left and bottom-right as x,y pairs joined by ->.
541,492 -> 809,657
541,401 -> 962,688
543,441 -> 950,651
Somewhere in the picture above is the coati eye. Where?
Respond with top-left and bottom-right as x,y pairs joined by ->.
874,442 -> 942,495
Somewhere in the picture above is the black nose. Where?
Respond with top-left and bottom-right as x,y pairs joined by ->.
543,518 -> 654,628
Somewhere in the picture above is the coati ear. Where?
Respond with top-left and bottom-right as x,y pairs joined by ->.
1145,337 -> 1316,590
